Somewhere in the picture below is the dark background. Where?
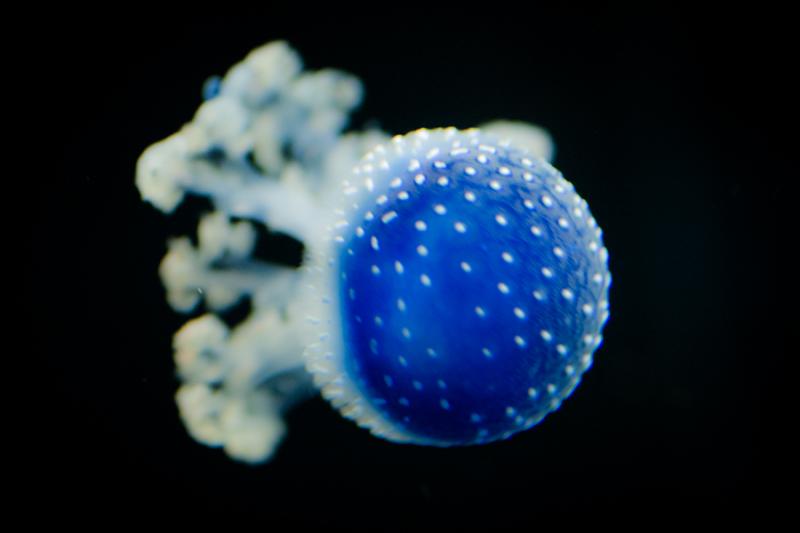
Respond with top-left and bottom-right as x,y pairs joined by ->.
30,9 -> 786,526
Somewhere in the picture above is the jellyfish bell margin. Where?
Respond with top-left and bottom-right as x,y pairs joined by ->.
135,41 -> 610,464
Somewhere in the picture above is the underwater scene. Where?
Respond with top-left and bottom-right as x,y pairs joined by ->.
33,11 -> 785,527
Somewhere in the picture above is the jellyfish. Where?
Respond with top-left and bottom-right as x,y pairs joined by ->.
136,41 -> 610,463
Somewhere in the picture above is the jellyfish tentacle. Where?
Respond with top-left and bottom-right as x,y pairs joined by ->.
173,298 -> 320,463
157,211 -> 300,312
135,40 -> 369,244
135,41 -> 379,462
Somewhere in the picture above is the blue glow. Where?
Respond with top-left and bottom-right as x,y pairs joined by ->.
337,136 -> 610,445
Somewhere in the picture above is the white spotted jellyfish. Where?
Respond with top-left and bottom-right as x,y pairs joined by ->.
136,41 -> 610,462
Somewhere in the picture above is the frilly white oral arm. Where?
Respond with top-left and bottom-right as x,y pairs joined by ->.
136,40 -> 555,463
135,40 -> 377,243
136,41 -> 387,462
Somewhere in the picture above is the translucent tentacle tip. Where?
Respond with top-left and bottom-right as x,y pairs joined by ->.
305,127 -> 611,447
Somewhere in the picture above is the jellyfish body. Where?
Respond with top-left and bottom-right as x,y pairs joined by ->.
305,129 -> 610,446
136,41 -> 609,462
